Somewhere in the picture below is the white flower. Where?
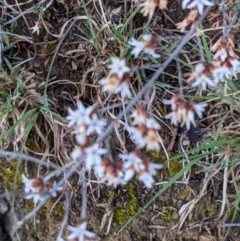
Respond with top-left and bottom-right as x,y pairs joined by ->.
115,81 -> 132,98
144,129 -> 161,150
22,174 -> 62,204
108,57 -> 130,79
46,181 -> 63,197
192,74 -> 216,90
213,48 -> 228,62
120,152 -> 144,173
145,118 -> 160,130
22,174 -> 35,193
138,172 -> 155,189
140,0 -> 157,18
189,62 -> 215,90
67,221 -> 96,241
71,147 -> 83,161
30,21 -> 41,35
164,95 -> 207,130
128,38 -> 145,58
182,0 -> 214,15
127,126 -> 146,148
163,94 -> 181,110
165,111 -> 178,126
193,102 -> 207,119
99,74 -> 120,93
138,158 -> 163,188
228,57 -> 240,74
212,65 -> 231,83
86,113 -> 107,135
22,174 -> 43,203
66,101 -> 93,128
129,34 -> 160,58
95,158 -> 127,188
130,107 -> 147,126
84,144 -> 107,170
99,73 -> 131,98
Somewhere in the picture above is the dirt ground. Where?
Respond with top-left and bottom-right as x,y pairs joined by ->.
1,0 -> 240,241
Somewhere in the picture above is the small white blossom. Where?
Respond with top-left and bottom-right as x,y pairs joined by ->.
127,126 -> 146,149
66,101 -> 93,127
99,74 -> 120,93
22,174 -> 62,204
193,102 -> 207,119
212,65 -> 231,82
182,0 -> 214,15
145,118 -> 160,130
47,181 -> 63,197
84,144 -> 107,170
139,172 -> 155,189
95,158 -> 127,188
130,106 -> 148,126
120,152 -> 144,172
108,57 -> 130,79
115,81 -> 132,98
213,48 -> 228,62
67,221 -> 96,241
144,129 -> 161,150
164,95 -> 207,130
129,34 -> 160,58
138,157 -> 163,188
86,113 -> 107,135
140,0 -> 157,18
187,62 -> 217,90
228,57 -> 240,74
22,174 -> 43,203
30,21 -> 41,35
99,73 -> 131,98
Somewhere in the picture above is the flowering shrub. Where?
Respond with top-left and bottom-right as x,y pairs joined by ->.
15,0 -> 240,240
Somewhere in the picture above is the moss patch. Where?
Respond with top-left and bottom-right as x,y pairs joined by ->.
0,159 -> 22,189
114,182 -> 137,226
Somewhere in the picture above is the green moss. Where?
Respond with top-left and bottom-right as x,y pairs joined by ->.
148,151 -> 182,178
25,137 -> 41,152
159,206 -> 178,221
41,198 -> 64,220
114,182 -> 137,226
180,189 -> 189,199
107,190 -> 115,198
0,160 -> 22,188
165,160 -> 183,177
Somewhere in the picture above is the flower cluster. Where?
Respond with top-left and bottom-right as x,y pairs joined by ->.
67,101 -> 108,171
164,94 -> 207,130
176,7 -> 199,32
188,33 -> 240,90
127,105 -> 161,150
67,101 -> 106,136
177,0 -> 214,32
22,174 -> 62,204
120,150 -> 163,188
99,57 -> 132,98
94,150 -> 163,189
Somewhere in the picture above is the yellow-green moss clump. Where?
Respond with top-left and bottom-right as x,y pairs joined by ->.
159,206 -> 178,221
148,151 -> 183,178
0,160 -> 22,188
114,182 -> 137,226
166,160 -> 183,177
